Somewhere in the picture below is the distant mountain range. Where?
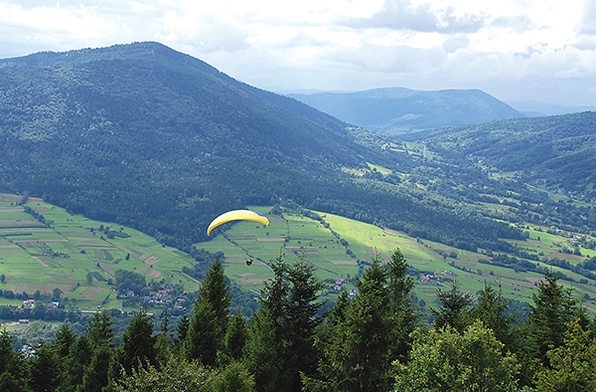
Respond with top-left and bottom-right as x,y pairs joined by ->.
507,101 -> 596,117
288,88 -> 524,135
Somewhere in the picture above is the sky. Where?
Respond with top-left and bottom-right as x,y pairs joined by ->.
1,0 -> 595,106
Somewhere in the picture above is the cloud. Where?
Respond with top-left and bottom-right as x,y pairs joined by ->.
344,0 -> 486,33
580,0 -> 596,35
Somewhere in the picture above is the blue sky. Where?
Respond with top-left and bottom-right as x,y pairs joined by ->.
1,0 -> 595,106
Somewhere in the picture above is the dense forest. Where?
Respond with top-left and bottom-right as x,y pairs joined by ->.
2,250 -> 595,391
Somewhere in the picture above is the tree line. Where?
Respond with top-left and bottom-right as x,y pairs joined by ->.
2,249 -> 596,391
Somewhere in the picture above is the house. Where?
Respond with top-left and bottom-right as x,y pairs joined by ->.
23,299 -> 35,308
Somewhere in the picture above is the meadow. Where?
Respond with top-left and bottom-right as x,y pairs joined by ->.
0,193 -> 199,311
3,192 -> 596,314
196,207 -> 596,310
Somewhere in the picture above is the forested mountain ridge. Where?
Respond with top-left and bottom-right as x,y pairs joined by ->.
289,87 -> 523,134
0,42 -> 524,253
409,111 -> 596,201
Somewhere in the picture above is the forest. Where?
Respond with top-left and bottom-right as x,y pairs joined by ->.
2,249 -> 595,392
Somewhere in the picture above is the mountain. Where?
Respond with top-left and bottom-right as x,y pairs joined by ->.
407,112 -> 596,202
0,42 -> 521,253
288,87 -> 524,135
508,100 -> 596,117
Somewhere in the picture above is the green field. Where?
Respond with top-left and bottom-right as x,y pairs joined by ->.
3,193 -> 596,313
0,193 -> 199,310
195,207 -> 596,311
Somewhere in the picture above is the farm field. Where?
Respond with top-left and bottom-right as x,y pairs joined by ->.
196,207 -> 596,311
0,193 -> 199,311
3,192 -> 596,314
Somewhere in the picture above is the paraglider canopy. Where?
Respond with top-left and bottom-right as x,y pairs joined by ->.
207,209 -> 269,236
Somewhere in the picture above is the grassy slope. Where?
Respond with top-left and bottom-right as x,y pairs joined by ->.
197,206 -> 596,312
3,193 -> 596,313
0,193 -> 199,311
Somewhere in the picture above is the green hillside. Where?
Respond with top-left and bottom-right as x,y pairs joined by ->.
195,206 -> 596,313
4,192 -> 596,315
1,43 -> 596,317
406,111 -> 596,202
0,193 -> 199,312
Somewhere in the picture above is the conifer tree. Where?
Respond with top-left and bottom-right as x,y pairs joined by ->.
184,258 -> 231,366
319,257 -> 394,391
284,259 -> 324,389
154,309 -> 171,366
386,249 -> 419,362
0,329 -> 27,392
58,334 -> 92,391
116,309 -> 157,374
245,256 -> 323,392
525,271 -> 582,367
79,312 -> 115,392
223,312 -> 249,362
472,282 -> 516,351
80,344 -> 113,392
174,315 -> 189,352
535,318 -> 596,391
86,311 -> 116,348
29,343 -> 60,392
430,280 -> 472,332
29,325 -> 76,391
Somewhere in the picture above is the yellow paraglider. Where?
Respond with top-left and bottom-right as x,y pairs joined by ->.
207,209 -> 269,236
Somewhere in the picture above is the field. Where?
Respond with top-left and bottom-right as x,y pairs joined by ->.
195,207 -> 596,311
3,192 -> 596,313
0,193 -> 199,310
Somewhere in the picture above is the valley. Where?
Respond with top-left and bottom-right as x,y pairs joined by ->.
2,190 -> 596,319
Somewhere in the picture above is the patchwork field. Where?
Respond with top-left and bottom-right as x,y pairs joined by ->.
0,194 -> 199,310
3,192 -> 596,313
195,207 -> 596,311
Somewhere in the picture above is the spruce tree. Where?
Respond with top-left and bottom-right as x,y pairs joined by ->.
320,257 -> 395,391
116,309 -> 157,374
386,249 -> 419,362
29,343 -> 60,392
58,334 -> 92,391
0,330 -> 27,392
245,306 -> 283,392
525,271 -> 581,367
472,282 -> 516,351
184,258 -> 231,366
79,312 -> 115,392
174,315 -> 189,351
245,256 -> 323,392
430,280 -> 472,332
284,259 -> 324,389
223,312 -> 249,362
